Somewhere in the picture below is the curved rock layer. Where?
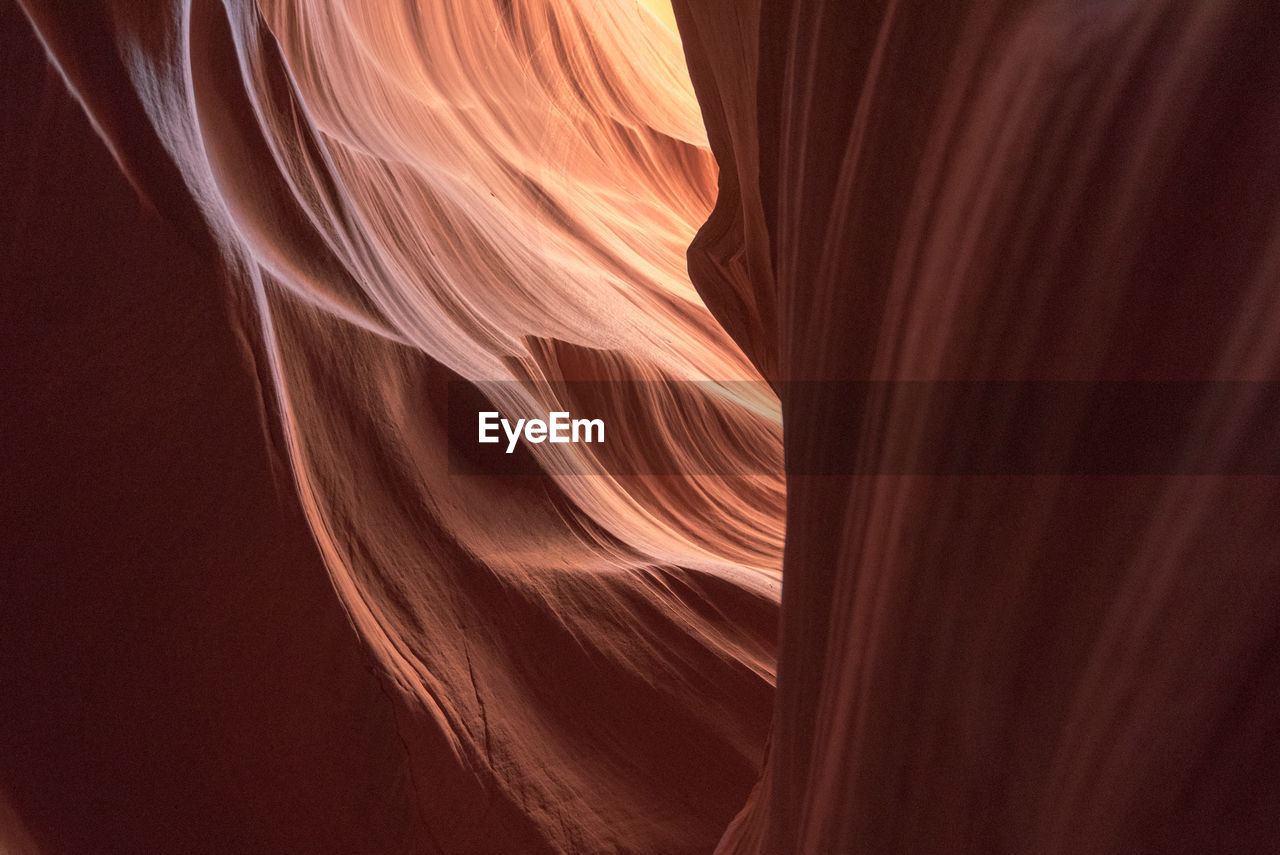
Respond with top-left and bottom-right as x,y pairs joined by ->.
5,0 -> 1280,853
6,1 -> 779,853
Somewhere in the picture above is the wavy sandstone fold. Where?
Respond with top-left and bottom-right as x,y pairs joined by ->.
10,1 -> 780,852
5,0 -> 1280,852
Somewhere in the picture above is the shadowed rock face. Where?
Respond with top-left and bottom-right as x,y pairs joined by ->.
0,13 -> 427,854
4,0 -> 1280,852
677,2 -> 1280,852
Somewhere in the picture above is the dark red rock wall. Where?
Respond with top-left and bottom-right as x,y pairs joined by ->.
675,1 -> 1280,852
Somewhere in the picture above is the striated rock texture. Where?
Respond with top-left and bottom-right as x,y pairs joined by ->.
4,0 -> 1280,852
678,1 -> 1280,853
4,1 -> 778,852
